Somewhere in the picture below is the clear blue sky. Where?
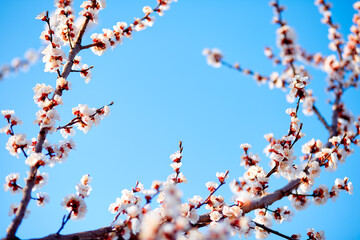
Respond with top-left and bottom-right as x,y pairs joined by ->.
1,1 -> 359,239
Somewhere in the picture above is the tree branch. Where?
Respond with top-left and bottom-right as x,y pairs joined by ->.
30,226 -> 114,240
194,177 -> 301,227
312,105 -> 331,132
6,12 -> 93,240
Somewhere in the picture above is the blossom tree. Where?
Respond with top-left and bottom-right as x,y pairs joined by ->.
1,0 -> 359,240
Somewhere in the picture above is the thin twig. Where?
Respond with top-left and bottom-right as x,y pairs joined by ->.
289,123 -> 303,149
70,65 -> 94,73
266,163 -> 278,178
56,101 -> 114,131
252,221 -> 295,240
290,193 -> 314,197
81,2 -> 163,50
196,170 -> 229,209
57,211 -> 73,235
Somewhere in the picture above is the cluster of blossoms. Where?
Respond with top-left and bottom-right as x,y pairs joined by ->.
71,56 -> 93,83
262,107 -> 304,180
1,110 -> 23,134
2,108 -> 75,219
310,1 -> 360,92
341,2 -> 360,87
240,144 -> 260,169
137,147 -> 352,240
4,169 -> 50,216
269,206 -> 294,224
106,153 -> 272,240
275,24 -> 298,66
36,0 -> 97,73
107,146 -> 192,239
36,9 -> 67,73
0,49 -> 39,81
230,163 -> 269,199
54,0 -> 78,45
3,124 -> 73,169
307,228 -> 326,240
61,174 -> 92,220
79,0 -> 106,23
289,167 -> 353,211
1,110 -> 31,158
287,75 -> 309,103
315,0 -> 344,54
106,145 -> 269,240
33,83 -> 62,133
270,1 -> 299,66
31,170 -> 49,192
30,138 -> 76,167
168,141 -> 187,183
329,176 -> 353,200
201,0 -> 360,238
58,103 -> 110,138
89,0 -> 177,56
253,208 -> 293,239
35,0 -> 100,83
285,132 -> 356,211
287,75 -> 317,116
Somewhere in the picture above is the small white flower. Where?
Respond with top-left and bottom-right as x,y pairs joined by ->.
35,11 -> 46,21
205,181 -> 218,192
209,211 -> 223,222
4,173 -> 21,194
169,150 -> 182,162
81,174 -> 92,185
76,183 -> 92,198
61,194 -> 87,220
202,48 -> 223,68
126,205 -> 140,218
25,152 -> 48,167
36,192 -> 50,207
170,162 -> 182,172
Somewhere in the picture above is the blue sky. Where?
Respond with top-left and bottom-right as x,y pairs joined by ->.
1,0 -> 359,239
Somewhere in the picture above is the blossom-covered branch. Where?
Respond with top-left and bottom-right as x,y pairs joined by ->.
4,0 -> 177,238
0,49 -> 41,82
3,0 -> 359,240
